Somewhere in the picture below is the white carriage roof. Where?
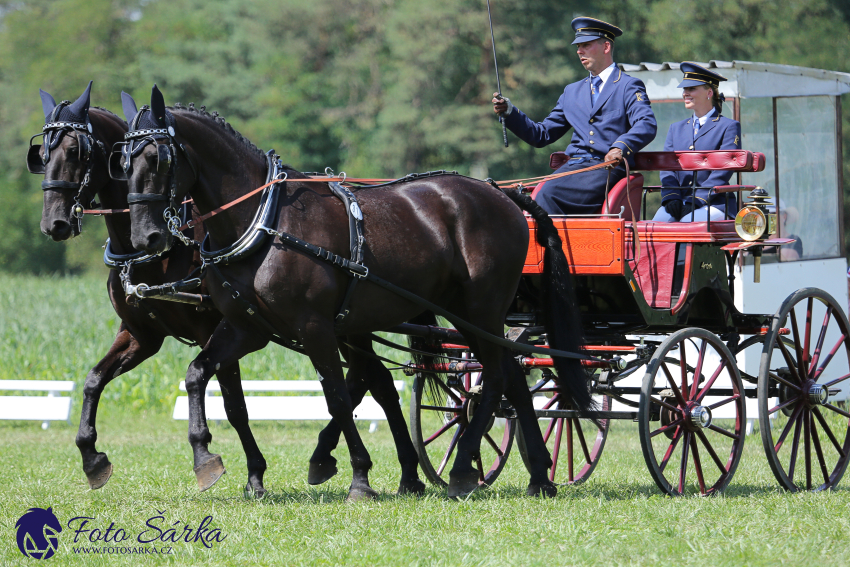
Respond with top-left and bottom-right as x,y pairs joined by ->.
617,60 -> 850,99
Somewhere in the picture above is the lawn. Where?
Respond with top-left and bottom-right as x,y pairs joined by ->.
2,274 -> 850,566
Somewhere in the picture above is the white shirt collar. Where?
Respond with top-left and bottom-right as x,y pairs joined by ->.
590,62 -> 617,91
694,107 -> 716,126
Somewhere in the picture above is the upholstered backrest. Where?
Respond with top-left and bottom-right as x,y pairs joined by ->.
633,150 -> 762,172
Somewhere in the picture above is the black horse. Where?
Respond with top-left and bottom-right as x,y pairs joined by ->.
122,85 -> 591,498
34,83 -> 268,495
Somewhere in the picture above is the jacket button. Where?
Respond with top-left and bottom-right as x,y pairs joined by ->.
689,145 -> 694,149
589,119 -> 594,123
589,140 -> 595,144
589,131 -> 594,135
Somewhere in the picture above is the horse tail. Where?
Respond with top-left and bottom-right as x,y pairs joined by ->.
495,184 -> 594,414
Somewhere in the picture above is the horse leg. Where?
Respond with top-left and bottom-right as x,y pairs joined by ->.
302,324 -> 376,501
216,362 -> 268,498
501,354 -> 557,497
448,337 -> 506,498
75,326 -> 163,489
185,320 -> 268,491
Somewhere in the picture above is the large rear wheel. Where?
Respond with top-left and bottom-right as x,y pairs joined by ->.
758,288 -> 850,491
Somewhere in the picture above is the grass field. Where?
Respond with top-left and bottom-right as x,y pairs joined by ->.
2,274 -> 850,566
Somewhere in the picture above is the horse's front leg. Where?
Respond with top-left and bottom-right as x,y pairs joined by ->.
76,325 -> 163,489
185,320 -> 268,491
216,362 -> 268,498
301,322 -> 376,501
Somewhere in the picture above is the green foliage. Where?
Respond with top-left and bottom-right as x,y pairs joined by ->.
1,0 -> 849,273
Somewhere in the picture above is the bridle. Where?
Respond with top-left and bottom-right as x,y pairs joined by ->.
108,105 -> 197,247
27,100 -> 107,234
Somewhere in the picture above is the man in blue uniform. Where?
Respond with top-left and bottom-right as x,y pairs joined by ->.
493,17 -> 657,215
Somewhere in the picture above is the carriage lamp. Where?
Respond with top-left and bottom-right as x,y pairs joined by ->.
734,187 -> 777,284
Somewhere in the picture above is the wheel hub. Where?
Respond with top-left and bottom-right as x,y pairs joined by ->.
806,382 -> 829,406
688,405 -> 712,429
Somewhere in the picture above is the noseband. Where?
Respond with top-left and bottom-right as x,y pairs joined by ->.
109,107 -> 197,247
27,101 -> 107,233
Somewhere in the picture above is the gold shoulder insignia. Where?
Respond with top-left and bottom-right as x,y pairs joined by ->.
734,135 -> 739,146
636,92 -> 644,102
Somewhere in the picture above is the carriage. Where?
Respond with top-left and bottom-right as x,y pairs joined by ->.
405,61 -> 850,496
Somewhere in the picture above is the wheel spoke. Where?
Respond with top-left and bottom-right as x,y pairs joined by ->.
434,379 -> 464,405
475,454 -> 485,482
436,426 -> 462,476
690,340 -> 707,400
573,418 -> 593,463
678,431 -> 691,494
695,358 -> 730,403
813,334 -> 845,381
695,429 -> 728,474
680,342 -> 689,400
705,394 -> 740,411
768,369 -> 802,392
659,428 -> 683,472
790,308 -> 806,379
651,417 -> 684,438
650,395 -> 681,413
809,417 -> 831,485
769,395 -> 801,415
808,307 -> 833,377
804,409 -> 812,490
706,424 -> 739,440
420,405 -> 462,413
690,434 -> 707,494
774,404 -> 804,453
803,298 -> 814,373
550,418 -> 565,482
542,414 -> 557,443
788,412 -> 803,484
424,416 -> 460,446
824,372 -> 850,389
776,339 -> 804,384
812,406 -> 847,458
483,432 -> 503,457
660,363 -> 689,407
566,417 -> 575,482
823,403 -> 850,419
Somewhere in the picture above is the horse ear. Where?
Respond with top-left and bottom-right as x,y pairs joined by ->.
150,84 -> 167,126
39,89 -> 57,119
67,80 -> 92,118
121,91 -> 138,123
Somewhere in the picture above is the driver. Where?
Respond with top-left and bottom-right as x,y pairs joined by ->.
492,17 -> 656,215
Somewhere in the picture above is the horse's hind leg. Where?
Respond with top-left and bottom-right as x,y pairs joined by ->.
185,320 -> 267,492
501,354 -> 556,497
75,325 -> 163,489
309,338 -> 425,495
216,362 -> 268,498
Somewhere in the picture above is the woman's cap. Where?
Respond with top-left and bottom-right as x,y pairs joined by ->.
571,17 -> 623,45
678,62 -> 727,89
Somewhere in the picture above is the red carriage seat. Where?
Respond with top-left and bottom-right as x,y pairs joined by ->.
529,152 -> 644,221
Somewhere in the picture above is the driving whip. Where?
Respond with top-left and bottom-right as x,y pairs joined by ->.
486,0 -> 508,147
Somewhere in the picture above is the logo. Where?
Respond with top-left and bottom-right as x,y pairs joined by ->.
734,135 -> 739,146
636,92 -> 644,101
701,262 -> 713,269
15,507 -> 62,560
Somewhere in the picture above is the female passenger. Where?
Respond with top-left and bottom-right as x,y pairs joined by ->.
653,63 -> 742,222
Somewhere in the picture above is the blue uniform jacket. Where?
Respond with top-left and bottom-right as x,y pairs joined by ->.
660,114 -> 742,208
504,67 -> 657,167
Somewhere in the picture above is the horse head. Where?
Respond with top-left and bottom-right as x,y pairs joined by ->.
32,82 -> 128,241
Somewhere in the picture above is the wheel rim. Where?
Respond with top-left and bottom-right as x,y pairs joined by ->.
411,369 -> 514,487
639,328 -> 746,496
758,289 -> 850,491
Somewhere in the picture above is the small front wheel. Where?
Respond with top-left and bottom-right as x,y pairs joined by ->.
638,328 -> 746,496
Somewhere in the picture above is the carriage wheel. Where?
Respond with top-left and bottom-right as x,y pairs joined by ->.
409,367 -> 515,488
638,328 -> 746,496
516,376 -> 610,485
758,288 -> 850,491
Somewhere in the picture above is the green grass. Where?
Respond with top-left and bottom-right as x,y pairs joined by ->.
2,274 -> 850,566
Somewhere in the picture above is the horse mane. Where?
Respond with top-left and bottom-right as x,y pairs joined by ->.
171,102 -> 265,160
90,106 -> 126,125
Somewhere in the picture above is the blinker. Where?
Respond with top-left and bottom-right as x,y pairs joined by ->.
26,144 -> 46,174
156,144 -> 172,175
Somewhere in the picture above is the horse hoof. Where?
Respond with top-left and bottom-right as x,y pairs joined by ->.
527,481 -> 557,498
397,479 -> 426,496
346,486 -> 379,502
194,455 -> 226,492
244,482 -> 267,500
307,459 -> 338,485
85,458 -> 113,490
447,471 -> 481,499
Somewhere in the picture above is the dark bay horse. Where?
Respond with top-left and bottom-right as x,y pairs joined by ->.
123,85 -> 591,498
34,83 -> 268,496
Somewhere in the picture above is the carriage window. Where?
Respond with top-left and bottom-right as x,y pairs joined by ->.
775,96 -> 840,260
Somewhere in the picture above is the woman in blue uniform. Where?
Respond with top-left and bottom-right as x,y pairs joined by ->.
653,63 -> 741,222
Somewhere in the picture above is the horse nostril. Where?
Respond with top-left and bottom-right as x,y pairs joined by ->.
48,220 -> 72,241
